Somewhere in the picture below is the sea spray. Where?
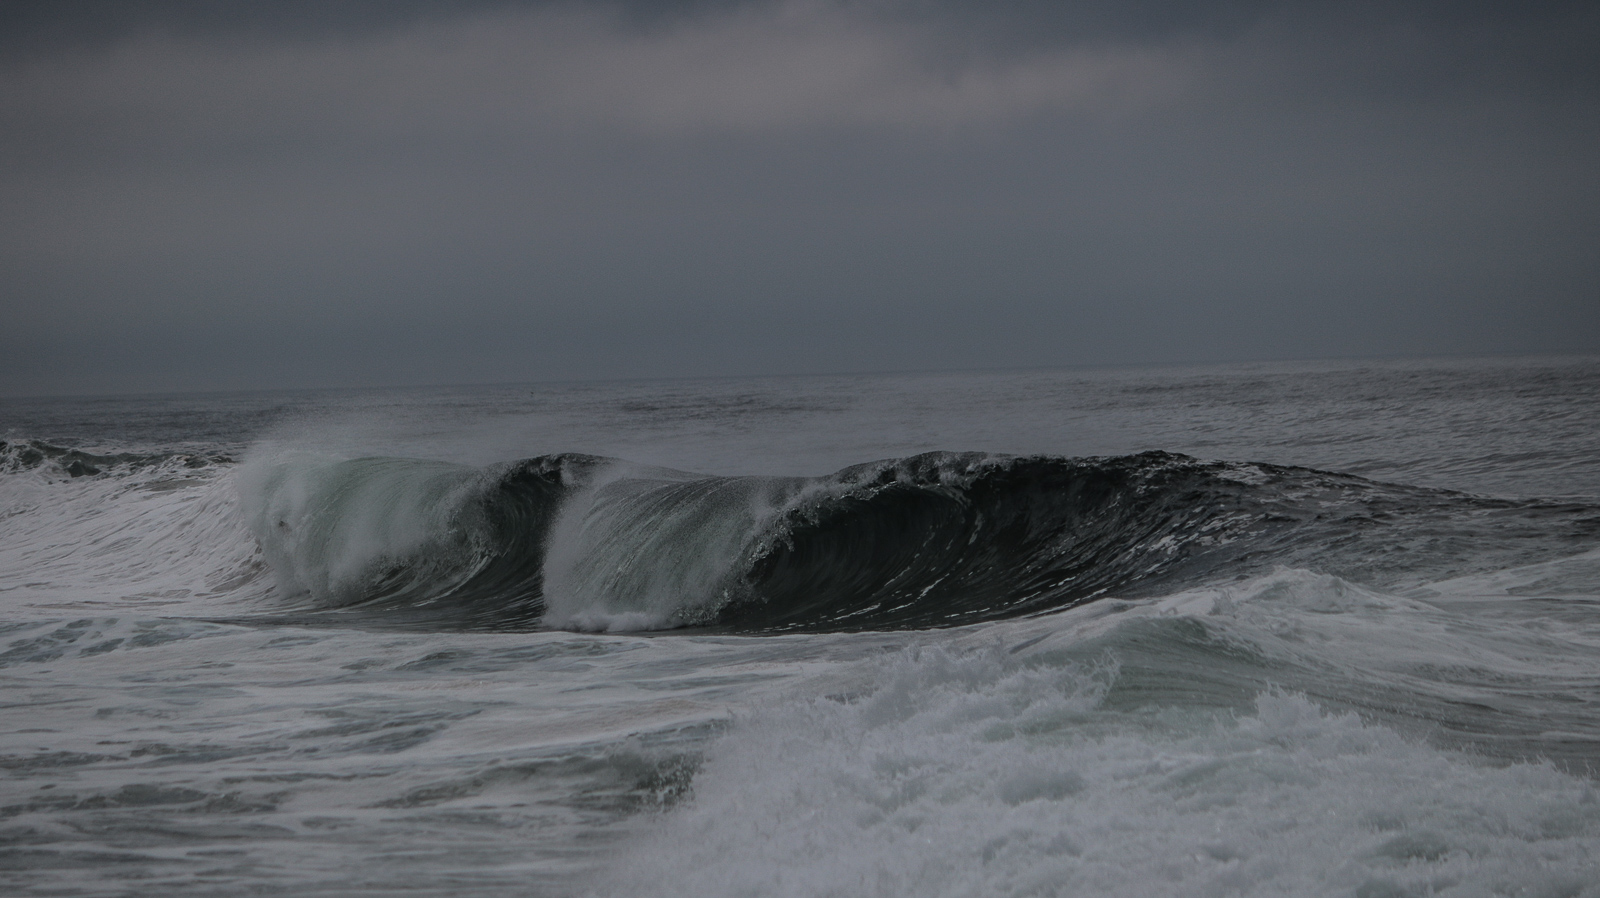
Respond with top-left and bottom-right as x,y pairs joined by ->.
541,464 -> 803,631
238,452 -> 494,606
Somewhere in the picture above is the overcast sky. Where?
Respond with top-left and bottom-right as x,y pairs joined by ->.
2,0 -> 1596,396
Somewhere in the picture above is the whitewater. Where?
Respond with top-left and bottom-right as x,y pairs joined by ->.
2,356 -> 1598,897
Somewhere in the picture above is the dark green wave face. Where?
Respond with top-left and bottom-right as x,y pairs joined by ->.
238,448 -> 1600,634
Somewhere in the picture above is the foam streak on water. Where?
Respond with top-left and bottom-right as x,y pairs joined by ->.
2,356 -> 1598,896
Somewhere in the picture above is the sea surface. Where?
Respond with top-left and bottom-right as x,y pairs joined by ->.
3,356 -> 1600,897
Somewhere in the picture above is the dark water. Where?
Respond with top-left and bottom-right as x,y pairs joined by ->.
3,356 -> 1599,896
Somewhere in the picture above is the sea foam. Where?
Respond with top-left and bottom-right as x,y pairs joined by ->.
597,642 -> 1600,897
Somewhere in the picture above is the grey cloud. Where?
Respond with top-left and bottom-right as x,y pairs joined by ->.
5,1 -> 1593,154
1,2 -> 1197,153
0,0 -> 1596,396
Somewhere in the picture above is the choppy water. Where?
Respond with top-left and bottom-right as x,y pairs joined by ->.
3,356 -> 1599,896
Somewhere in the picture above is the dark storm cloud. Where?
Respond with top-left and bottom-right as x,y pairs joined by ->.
1,1 -> 1596,395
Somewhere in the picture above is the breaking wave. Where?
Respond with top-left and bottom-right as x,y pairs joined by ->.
233,449 -> 1600,633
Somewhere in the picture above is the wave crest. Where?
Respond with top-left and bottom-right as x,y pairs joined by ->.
234,449 -> 1599,633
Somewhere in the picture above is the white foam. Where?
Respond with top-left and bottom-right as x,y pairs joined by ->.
596,644 -> 1600,897
0,458 -> 267,617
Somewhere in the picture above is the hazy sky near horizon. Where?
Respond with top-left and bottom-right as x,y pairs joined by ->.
2,0 -> 1597,396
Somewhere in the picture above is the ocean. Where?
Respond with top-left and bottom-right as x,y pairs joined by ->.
2,356 -> 1599,897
